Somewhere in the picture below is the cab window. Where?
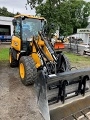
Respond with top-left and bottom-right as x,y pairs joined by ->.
14,21 -> 20,38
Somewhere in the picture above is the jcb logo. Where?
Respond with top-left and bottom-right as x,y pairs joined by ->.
14,42 -> 18,46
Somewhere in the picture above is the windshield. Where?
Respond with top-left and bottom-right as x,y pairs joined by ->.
22,18 -> 44,40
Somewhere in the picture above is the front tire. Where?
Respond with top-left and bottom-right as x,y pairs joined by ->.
19,56 -> 37,86
57,54 -> 71,73
62,55 -> 71,71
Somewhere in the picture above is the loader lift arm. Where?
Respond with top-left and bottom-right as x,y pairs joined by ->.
32,31 -> 70,75
32,32 -> 57,74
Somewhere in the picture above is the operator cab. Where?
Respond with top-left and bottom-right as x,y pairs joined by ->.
12,15 -> 46,52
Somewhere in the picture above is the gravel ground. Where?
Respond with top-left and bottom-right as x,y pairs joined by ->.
0,42 -> 10,48
0,62 -> 43,120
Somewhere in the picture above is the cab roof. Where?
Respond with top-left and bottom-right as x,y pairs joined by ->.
14,14 -> 45,20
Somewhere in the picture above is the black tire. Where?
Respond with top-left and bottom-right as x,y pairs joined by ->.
19,56 -> 37,86
63,55 -> 71,71
9,48 -> 18,67
57,54 -> 71,72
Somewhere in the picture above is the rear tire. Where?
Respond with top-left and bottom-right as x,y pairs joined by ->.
19,56 -> 37,86
9,48 -> 18,67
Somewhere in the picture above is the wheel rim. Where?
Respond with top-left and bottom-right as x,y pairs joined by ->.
9,54 -> 11,64
20,63 -> 25,79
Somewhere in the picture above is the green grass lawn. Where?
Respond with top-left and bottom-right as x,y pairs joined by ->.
0,48 -> 9,60
64,51 -> 90,68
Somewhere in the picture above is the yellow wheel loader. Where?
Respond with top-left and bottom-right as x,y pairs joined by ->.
9,14 -> 90,120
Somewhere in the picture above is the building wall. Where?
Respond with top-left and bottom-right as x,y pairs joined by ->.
67,33 -> 90,44
0,16 -> 13,36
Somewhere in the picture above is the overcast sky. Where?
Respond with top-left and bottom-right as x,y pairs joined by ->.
0,0 -> 90,15
0,0 -> 36,15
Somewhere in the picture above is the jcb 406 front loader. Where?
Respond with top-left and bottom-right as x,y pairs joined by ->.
9,15 -> 90,120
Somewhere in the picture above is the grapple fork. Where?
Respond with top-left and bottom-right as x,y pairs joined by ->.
35,68 -> 90,120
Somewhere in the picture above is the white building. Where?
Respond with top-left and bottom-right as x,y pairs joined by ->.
77,28 -> 90,44
67,17 -> 90,45
0,16 -> 13,41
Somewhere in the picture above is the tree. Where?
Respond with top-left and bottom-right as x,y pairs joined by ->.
27,0 -> 43,9
0,7 -> 15,17
27,0 -> 90,36
0,7 -> 14,17
0,7 -> 21,17
67,0 -> 90,33
27,0 -> 66,8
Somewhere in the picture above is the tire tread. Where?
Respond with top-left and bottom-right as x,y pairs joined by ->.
19,56 -> 37,86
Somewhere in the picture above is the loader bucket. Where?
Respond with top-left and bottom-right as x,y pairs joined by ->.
35,69 -> 90,120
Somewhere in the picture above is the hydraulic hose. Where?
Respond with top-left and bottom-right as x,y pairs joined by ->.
38,32 -> 57,61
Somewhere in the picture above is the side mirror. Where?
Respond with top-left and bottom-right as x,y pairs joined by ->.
12,19 -> 17,26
